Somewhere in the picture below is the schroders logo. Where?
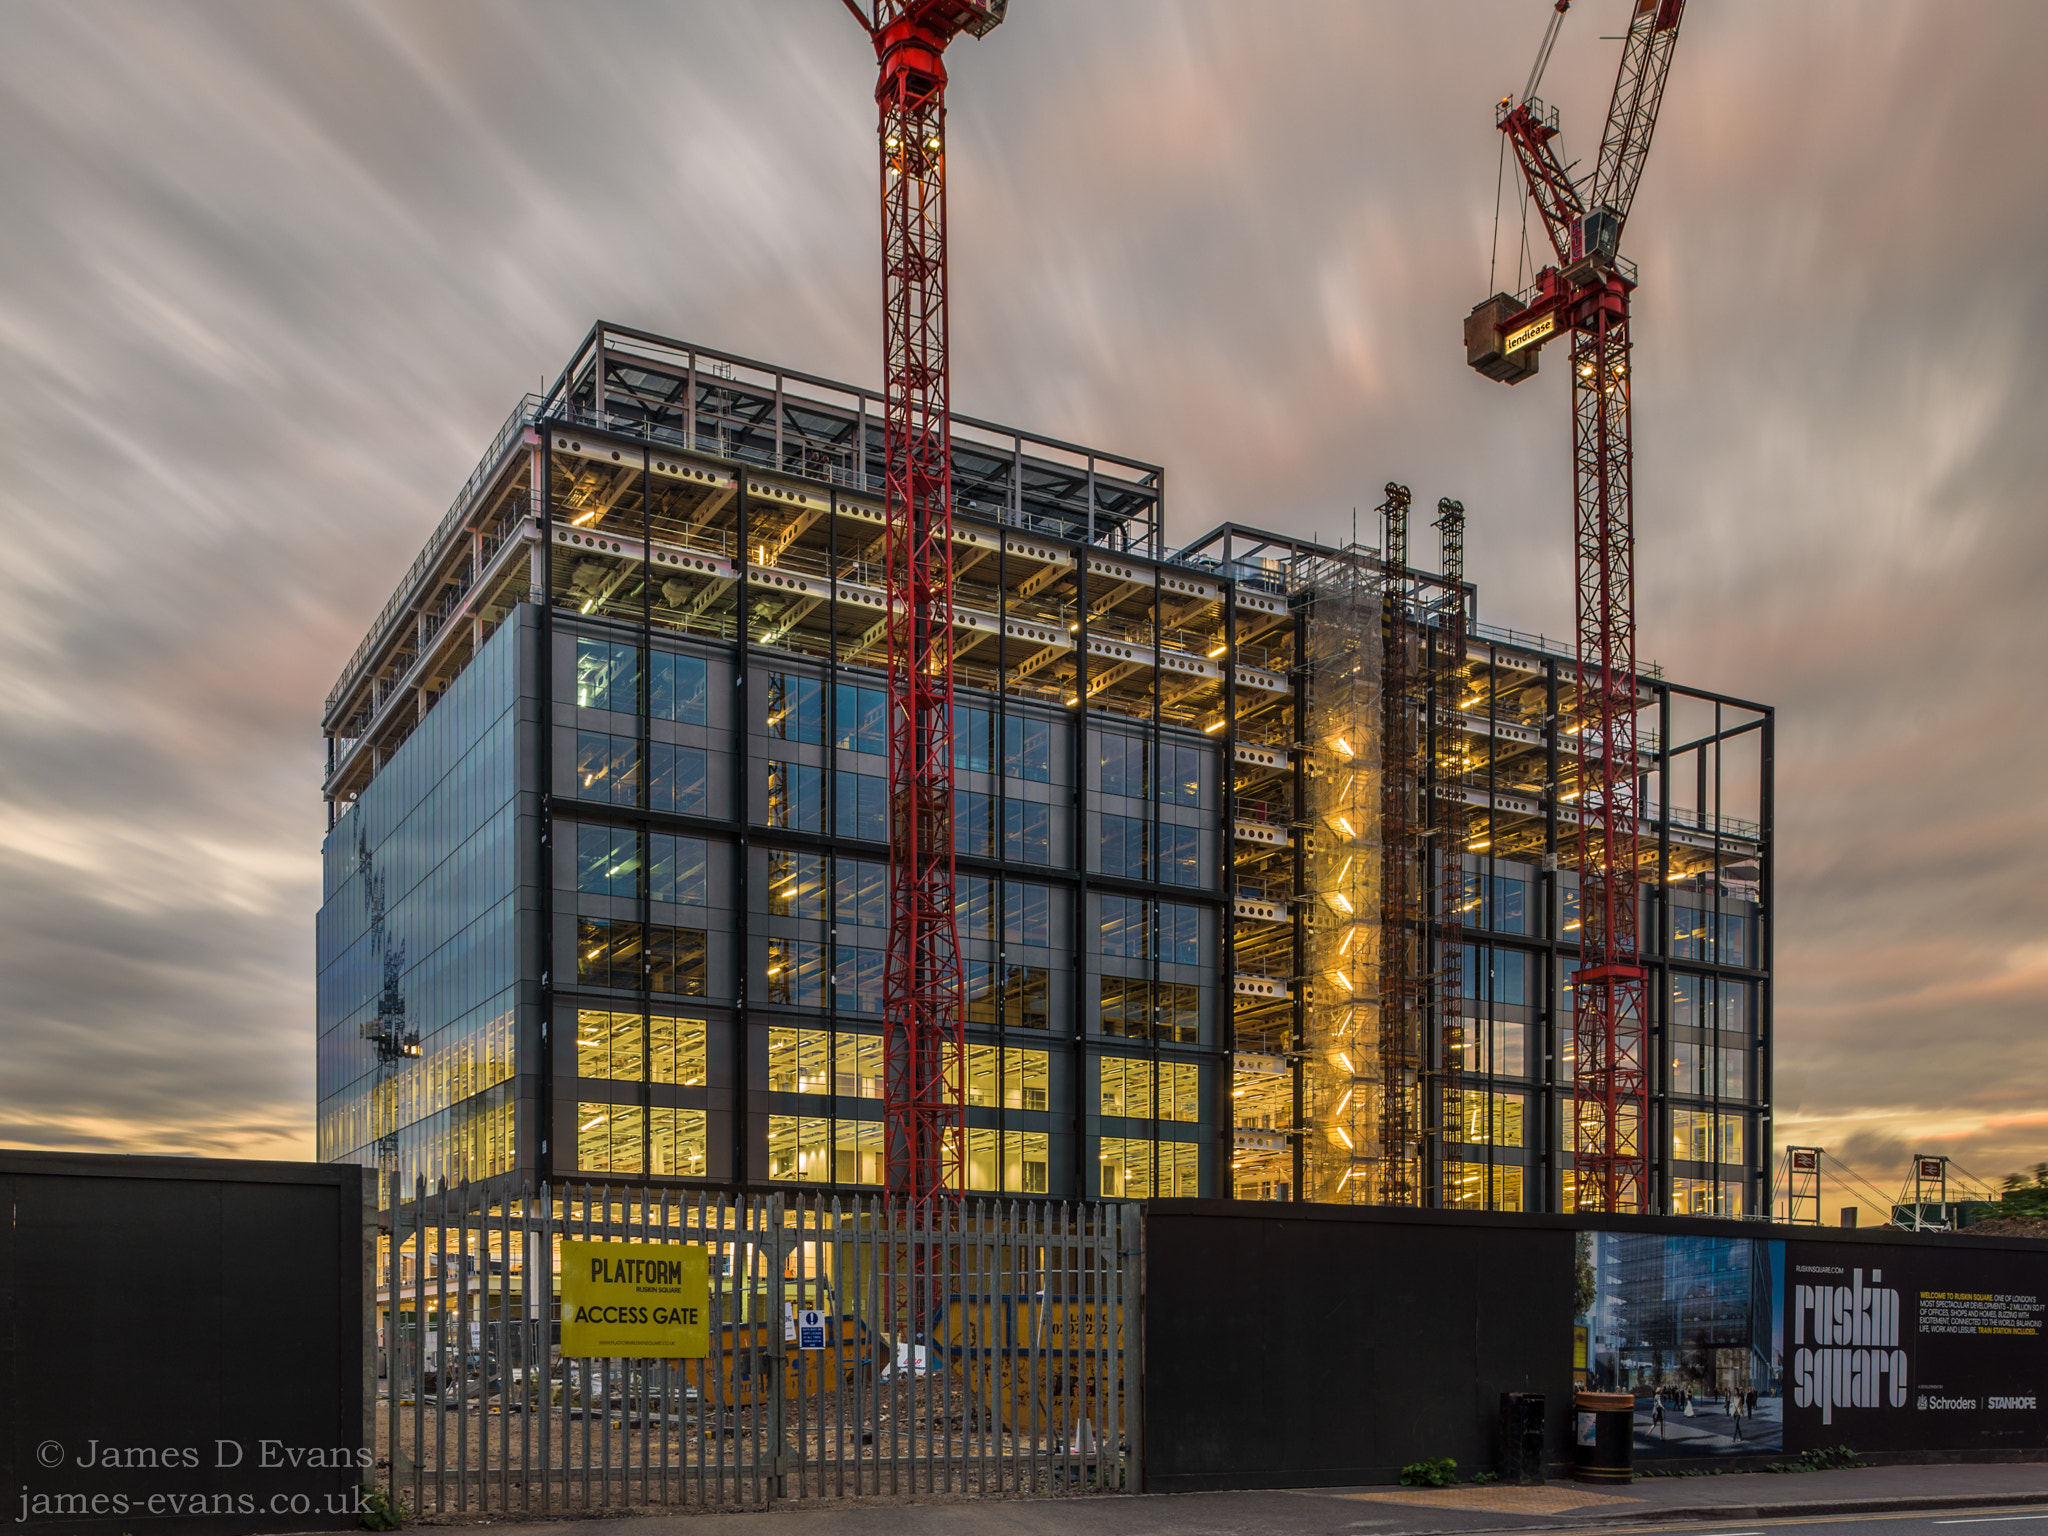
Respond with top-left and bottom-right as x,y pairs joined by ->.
1918,1395 -> 1978,1410
1791,1268 -> 1908,1425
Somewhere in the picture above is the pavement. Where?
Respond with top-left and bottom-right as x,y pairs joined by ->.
1633,1398 -> 1786,1456
370,1461 -> 2048,1536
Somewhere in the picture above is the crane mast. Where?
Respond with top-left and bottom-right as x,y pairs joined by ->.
1464,0 -> 1686,1215
844,0 -> 1006,1215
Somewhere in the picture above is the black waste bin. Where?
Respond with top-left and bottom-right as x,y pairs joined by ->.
1499,1392 -> 1546,1484
1571,1392 -> 1635,1483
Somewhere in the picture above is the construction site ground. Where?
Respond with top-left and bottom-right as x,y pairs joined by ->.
350,1460 -> 2048,1535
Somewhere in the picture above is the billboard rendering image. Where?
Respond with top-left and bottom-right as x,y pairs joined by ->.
1575,1228 -> 2047,1459
1576,1230 -> 1784,1457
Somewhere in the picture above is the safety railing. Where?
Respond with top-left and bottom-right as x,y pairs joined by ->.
329,395 -> 543,715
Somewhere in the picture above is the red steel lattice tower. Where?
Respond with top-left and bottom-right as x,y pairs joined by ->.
1464,0 -> 1687,1214
844,0 -> 1006,1211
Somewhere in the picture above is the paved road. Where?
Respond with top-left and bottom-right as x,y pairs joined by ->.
371,1464 -> 2048,1536
1499,1504 -> 2048,1536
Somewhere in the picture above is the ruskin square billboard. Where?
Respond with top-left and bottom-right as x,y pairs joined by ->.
1574,1229 -> 2045,1457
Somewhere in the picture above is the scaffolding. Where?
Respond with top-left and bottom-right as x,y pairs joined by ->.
1429,499 -> 1468,1208
1300,538 -> 1384,1202
1374,488 -> 1423,1203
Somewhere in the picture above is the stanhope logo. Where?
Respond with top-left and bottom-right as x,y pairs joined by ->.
1989,1396 -> 2037,1410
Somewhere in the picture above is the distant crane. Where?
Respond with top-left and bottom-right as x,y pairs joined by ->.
841,1 -> 1007,1213
1464,0 -> 1687,1214
356,822 -> 419,1203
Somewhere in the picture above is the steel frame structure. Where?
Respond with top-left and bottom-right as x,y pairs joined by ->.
846,0 -> 1007,1211
1468,0 -> 1687,1213
1429,499 -> 1467,1206
1378,485 -> 1421,1204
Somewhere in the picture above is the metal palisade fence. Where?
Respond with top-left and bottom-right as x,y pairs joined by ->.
380,1182 -> 1138,1511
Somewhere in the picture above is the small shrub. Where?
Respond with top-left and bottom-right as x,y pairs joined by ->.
1765,1445 -> 1863,1475
359,1484 -> 405,1531
1400,1456 -> 1459,1488
1470,1471 -> 1499,1485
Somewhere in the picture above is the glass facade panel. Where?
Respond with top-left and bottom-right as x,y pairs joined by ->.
1099,978 -> 1199,1043
767,673 -> 823,742
649,743 -> 708,816
1160,742 -> 1202,807
576,637 -> 638,712
1003,800 -> 1051,864
835,770 -> 887,841
768,1026 -> 831,1094
769,850 -> 827,919
966,1129 -> 1050,1193
648,833 -> 707,905
650,649 -> 707,724
1101,733 -> 1148,797
576,730 -> 641,804
767,759 -> 824,831
834,683 -> 886,754
578,1103 -> 644,1175
833,1031 -> 884,1099
1098,1137 -> 1199,1198
767,939 -> 827,1008
1453,1090 -> 1525,1147
835,858 -> 887,928
651,1014 -> 708,1086
1100,1056 -> 1199,1121
955,790 -> 993,857
651,1108 -> 708,1177
767,1115 -> 831,1182
1447,1163 -> 1525,1211
955,706 -> 993,773
318,616 -> 521,1191
1004,716 -> 1051,781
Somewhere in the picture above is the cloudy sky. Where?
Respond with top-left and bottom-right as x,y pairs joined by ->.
1,2 -> 2041,1216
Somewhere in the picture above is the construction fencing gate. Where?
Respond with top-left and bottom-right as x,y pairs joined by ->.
380,1183 -> 1138,1513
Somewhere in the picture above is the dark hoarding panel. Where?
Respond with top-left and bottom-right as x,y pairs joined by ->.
1785,1240 -> 2048,1454
1141,1203 -> 1574,1491
0,1152 -> 371,1536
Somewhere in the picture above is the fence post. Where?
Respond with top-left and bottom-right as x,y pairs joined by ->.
767,1192 -> 788,1501
1119,1202 -> 1145,1494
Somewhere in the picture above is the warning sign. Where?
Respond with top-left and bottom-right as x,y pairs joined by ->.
798,1309 -> 826,1350
559,1239 -> 709,1358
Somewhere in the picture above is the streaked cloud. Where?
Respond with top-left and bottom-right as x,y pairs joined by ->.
0,1 -> 2041,1208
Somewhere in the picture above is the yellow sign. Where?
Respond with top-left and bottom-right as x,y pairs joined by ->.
1504,312 -> 1555,355
559,1240 -> 709,1358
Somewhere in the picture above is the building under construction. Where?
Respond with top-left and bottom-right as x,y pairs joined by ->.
315,323 -> 1772,1215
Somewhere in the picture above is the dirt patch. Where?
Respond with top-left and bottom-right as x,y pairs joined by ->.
1960,1215 -> 2048,1238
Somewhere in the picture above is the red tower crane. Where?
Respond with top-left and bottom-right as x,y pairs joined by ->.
1464,0 -> 1687,1215
842,0 -> 1007,1211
